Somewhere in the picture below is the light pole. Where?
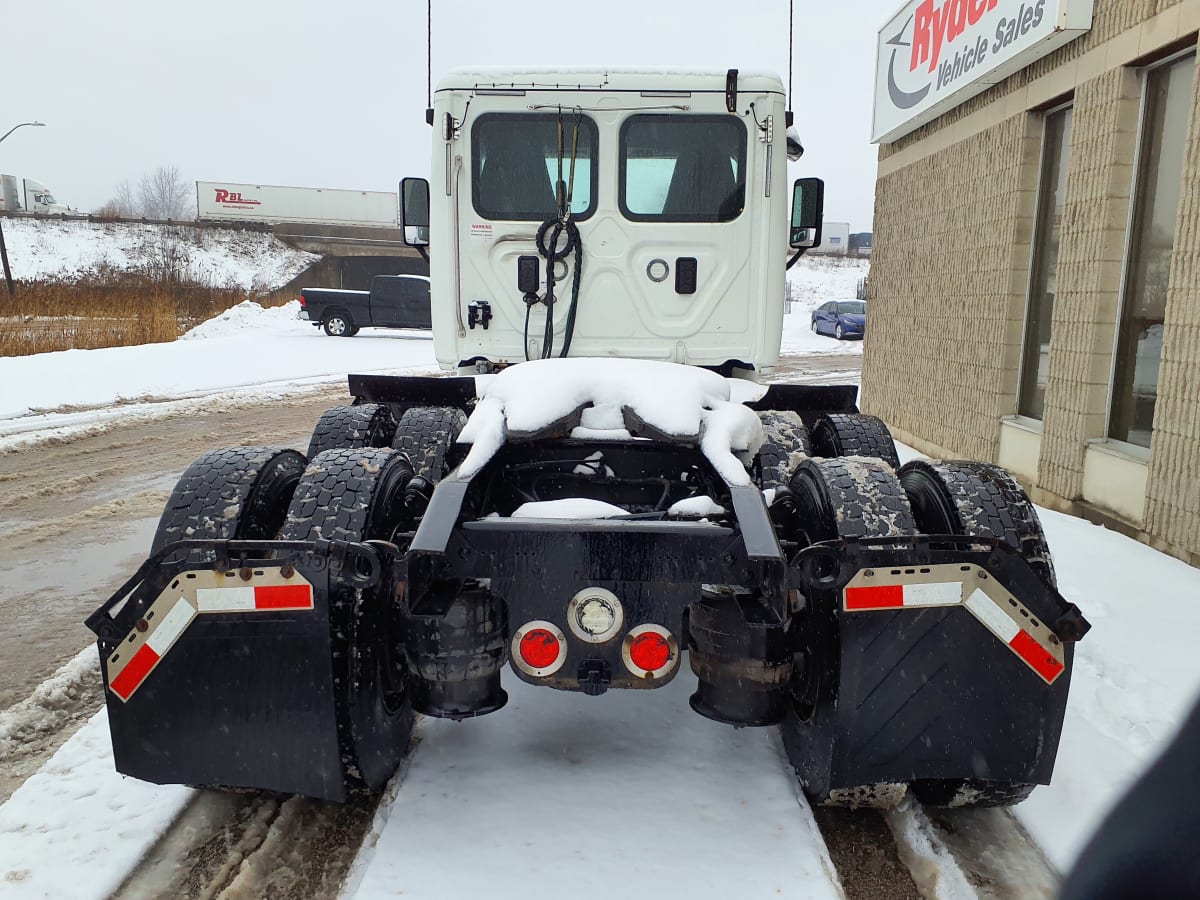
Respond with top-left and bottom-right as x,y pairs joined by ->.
0,120 -> 45,297
0,121 -> 45,146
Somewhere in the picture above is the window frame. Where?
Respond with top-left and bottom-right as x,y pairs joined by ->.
617,113 -> 748,224
469,111 -> 600,223
1104,49 -> 1197,449
1015,100 -> 1074,422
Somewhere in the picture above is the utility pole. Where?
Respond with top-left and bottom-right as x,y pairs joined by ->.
0,218 -> 11,297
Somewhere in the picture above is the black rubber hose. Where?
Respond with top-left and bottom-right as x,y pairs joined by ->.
533,217 -> 581,359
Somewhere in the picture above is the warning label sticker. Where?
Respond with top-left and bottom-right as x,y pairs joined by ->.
469,223 -> 493,240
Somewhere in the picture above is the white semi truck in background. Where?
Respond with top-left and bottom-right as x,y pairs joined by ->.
196,180 -> 399,227
0,175 -> 72,214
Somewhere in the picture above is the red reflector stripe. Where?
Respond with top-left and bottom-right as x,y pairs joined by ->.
254,584 -> 313,610
110,644 -> 160,701
845,584 -> 904,610
1010,630 -> 1065,683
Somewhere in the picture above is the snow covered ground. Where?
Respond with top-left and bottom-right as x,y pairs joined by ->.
0,300 -> 437,452
0,217 -> 317,290
2,263 -> 1200,895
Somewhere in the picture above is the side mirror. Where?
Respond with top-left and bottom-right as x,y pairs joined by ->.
400,177 -> 430,247
790,177 -> 824,250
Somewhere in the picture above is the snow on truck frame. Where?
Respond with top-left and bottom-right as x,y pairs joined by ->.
87,68 -> 1088,808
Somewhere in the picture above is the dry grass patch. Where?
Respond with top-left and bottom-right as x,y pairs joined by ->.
0,273 -> 285,357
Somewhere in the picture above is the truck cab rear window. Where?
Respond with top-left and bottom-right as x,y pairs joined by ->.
620,115 -> 746,222
471,113 -> 598,221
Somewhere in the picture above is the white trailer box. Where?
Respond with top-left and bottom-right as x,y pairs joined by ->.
196,181 -> 398,228
809,220 -> 851,256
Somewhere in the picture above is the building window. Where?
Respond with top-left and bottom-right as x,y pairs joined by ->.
1018,105 -> 1073,420
1109,53 -> 1197,448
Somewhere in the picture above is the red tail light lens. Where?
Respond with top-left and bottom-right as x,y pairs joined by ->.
519,628 -> 560,669
512,621 -> 567,677
622,624 -> 677,678
298,295 -> 307,308
628,632 -> 671,671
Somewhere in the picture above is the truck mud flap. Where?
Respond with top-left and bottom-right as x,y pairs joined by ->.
85,539 -> 383,803
782,536 -> 1089,801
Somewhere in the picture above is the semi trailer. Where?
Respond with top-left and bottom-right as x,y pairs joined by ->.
88,68 -> 1087,809
196,180 -> 399,227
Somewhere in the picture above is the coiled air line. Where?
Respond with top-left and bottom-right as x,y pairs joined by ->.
525,107 -> 584,360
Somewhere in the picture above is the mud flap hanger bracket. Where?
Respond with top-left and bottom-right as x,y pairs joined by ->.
85,538 -> 387,642
791,536 -> 1090,644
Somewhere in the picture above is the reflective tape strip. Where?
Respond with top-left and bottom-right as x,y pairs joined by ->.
845,582 -> 961,611
1010,630 -> 1065,683
110,597 -> 195,701
253,584 -> 313,610
146,597 -> 196,653
966,589 -> 1064,684
845,584 -> 903,609
196,584 -> 313,612
965,588 -> 1019,642
110,645 -> 160,701
196,586 -> 255,612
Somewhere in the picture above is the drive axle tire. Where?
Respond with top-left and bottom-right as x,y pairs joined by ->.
899,459 -> 1055,809
306,403 -> 397,460
392,406 -> 468,483
280,447 -> 416,794
756,410 -> 812,494
911,778 -> 1036,809
898,460 -> 1055,585
835,323 -> 844,340
783,457 -> 916,808
152,447 -> 307,557
810,413 -> 902,470
323,311 -> 354,337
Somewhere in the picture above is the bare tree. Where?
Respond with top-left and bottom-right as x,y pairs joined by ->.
138,166 -> 194,220
95,178 -> 138,218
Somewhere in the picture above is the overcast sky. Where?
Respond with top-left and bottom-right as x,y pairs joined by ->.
4,0 -> 900,230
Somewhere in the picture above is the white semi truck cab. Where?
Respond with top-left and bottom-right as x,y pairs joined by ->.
0,175 -> 72,214
400,68 -> 821,376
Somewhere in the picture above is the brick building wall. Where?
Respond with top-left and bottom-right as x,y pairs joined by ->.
865,0 -> 1200,565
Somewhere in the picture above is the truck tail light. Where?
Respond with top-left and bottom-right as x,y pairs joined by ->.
622,624 -> 678,678
298,295 -> 306,309
512,621 -> 567,677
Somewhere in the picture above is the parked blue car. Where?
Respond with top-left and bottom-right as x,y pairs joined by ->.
811,300 -> 866,340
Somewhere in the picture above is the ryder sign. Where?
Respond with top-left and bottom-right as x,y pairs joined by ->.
873,0 -> 1094,143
